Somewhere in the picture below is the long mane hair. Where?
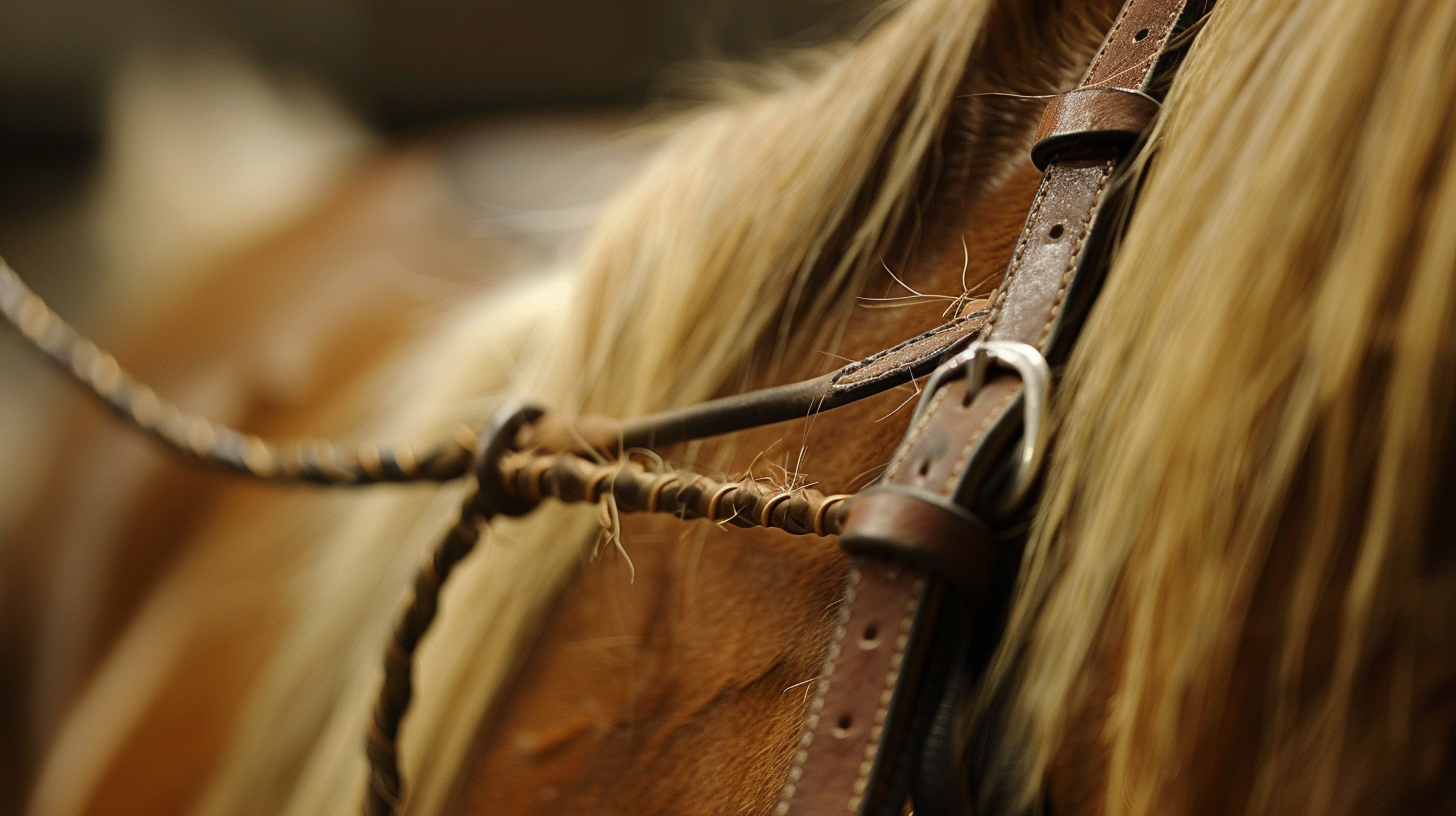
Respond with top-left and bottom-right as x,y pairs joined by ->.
979,0 -> 1456,813
27,0 -> 1456,814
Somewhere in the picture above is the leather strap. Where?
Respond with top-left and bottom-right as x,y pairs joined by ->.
524,308 -> 987,453
775,1 -> 1208,813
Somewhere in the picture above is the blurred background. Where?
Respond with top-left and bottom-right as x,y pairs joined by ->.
0,0 -> 870,526
0,0 -> 866,220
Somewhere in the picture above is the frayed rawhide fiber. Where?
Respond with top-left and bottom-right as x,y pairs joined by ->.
0,259 -> 477,485
364,444 -> 853,816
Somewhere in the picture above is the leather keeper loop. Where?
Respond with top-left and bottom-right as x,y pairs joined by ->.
838,487 -> 997,599
1030,87 -> 1160,170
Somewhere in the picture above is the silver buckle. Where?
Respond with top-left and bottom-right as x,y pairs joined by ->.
911,340 -> 1052,516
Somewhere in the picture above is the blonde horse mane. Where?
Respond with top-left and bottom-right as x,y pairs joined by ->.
979,0 -> 1456,813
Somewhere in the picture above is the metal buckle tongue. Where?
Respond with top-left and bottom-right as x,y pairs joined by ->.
914,340 -> 1052,517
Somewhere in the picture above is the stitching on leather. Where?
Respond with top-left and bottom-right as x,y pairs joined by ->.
1084,0 -> 1131,80
788,8 -> 1187,813
1131,4 -> 1186,87
1149,2 -> 1187,66
1089,53 -> 1157,90
830,314 -> 979,389
1038,162 -> 1115,348
941,387 -> 1020,495
983,175 -> 1051,339
774,563 -> 863,816
883,386 -> 951,481
1088,1 -> 1182,90
807,7 -> 1185,816
846,575 -> 925,814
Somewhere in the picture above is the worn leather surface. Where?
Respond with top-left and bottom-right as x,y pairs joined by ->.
779,0 -> 1206,813
773,560 -> 939,816
831,313 -> 985,391
1030,87 -> 1160,170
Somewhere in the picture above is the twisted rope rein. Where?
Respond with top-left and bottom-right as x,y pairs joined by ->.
0,259 -> 854,815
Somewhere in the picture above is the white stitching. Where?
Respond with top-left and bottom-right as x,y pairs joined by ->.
1087,0 -> 1183,89
831,312 -> 981,388
882,386 -> 951,481
775,563 -> 863,815
846,575 -> 925,813
982,175 -> 1052,340
940,387 -> 1020,496
1037,161 -> 1116,348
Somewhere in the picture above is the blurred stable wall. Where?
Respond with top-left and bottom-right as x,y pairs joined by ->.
0,0 -> 864,145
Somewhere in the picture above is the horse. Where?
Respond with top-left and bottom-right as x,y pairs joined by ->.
4,0 -> 1455,813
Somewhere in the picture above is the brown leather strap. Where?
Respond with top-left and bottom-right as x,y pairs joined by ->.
775,561 -> 941,816
776,1 -> 1207,813
526,308 -> 988,454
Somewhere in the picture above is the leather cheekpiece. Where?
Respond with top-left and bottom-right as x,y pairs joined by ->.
1030,87 -> 1160,170
774,0 -> 1207,812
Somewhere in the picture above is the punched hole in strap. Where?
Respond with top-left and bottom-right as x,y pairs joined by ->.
859,622 -> 880,650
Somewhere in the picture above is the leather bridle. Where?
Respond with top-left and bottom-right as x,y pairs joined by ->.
0,0 -> 1210,813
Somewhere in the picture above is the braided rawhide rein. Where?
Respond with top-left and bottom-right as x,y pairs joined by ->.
0,261 -> 478,484
496,450 -> 851,536
0,259 -> 857,815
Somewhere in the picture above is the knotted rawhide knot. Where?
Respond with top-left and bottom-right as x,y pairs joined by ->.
471,401 -> 548,517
